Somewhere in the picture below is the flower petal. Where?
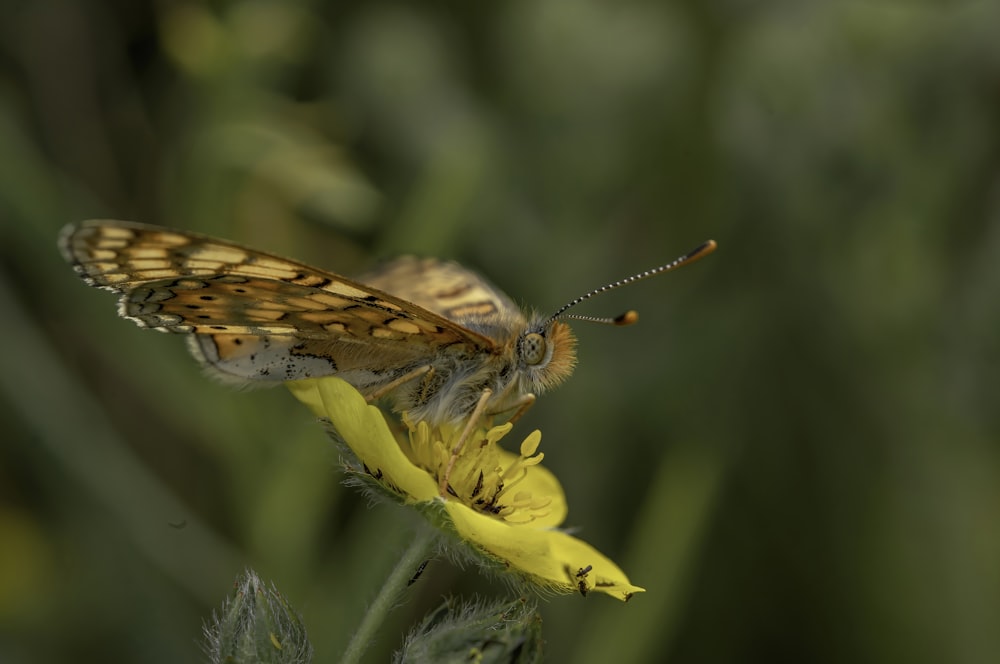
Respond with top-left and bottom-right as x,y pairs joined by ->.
287,378 -> 438,502
444,502 -> 644,601
285,378 -> 327,418
547,530 -> 646,601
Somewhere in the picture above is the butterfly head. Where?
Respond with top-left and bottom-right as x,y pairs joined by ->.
516,318 -> 578,393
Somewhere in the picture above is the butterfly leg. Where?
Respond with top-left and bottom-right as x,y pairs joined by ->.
415,367 -> 437,404
494,393 -> 536,425
365,365 -> 433,403
439,388 -> 493,496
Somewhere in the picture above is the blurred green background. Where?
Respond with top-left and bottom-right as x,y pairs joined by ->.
2,0 -> 999,662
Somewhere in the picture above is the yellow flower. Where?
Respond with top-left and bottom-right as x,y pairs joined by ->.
287,377 -> 644,601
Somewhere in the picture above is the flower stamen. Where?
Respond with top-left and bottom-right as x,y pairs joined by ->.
439,388 -> 493,495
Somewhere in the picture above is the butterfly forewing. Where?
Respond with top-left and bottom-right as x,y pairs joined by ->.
59,220 -> 500,387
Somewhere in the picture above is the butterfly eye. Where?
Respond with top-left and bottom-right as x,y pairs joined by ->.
521,332 -> 546,366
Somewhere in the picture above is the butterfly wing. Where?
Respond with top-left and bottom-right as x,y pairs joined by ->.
358,256 -> 528,342
59,220 -> 499,384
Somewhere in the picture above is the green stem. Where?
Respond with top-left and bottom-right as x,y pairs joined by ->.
341,527 -> 437,664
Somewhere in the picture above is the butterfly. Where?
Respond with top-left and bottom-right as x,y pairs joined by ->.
59,220 -> 716,428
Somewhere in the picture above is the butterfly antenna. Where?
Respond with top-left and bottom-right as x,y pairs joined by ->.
545,239 -> 717,327
563,311 -> 640,326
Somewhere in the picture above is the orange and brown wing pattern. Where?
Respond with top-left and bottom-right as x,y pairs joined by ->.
358,256 -> 524,328
59,220 -> 498,352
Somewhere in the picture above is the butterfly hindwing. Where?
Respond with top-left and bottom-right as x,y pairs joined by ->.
358,256 -> 522,326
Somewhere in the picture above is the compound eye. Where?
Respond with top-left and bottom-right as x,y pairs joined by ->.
522,332 -> 546,365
